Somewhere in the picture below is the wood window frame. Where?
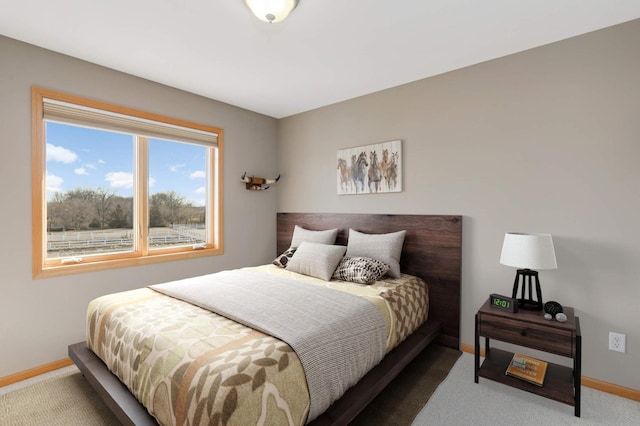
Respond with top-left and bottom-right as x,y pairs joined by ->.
32,87 -> 224,278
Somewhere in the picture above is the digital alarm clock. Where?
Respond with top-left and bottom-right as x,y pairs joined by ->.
489,293 -> 518,313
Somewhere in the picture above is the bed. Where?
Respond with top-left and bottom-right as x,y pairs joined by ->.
69,213 -> 462,425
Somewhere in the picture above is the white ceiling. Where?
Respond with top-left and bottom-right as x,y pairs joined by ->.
1,1 -> 639,118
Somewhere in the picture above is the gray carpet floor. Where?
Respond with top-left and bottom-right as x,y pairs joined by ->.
0,367 -> 118,425
413,353 -> 640,425
2,351 -> 639,425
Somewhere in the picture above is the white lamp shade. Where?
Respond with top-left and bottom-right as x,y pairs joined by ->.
245,0 -> 298,23
500,233 -> 557,270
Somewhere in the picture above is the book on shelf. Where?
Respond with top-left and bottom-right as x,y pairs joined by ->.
505,353 -> 548,386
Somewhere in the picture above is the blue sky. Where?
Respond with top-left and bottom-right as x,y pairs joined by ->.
45,122 -> 207,206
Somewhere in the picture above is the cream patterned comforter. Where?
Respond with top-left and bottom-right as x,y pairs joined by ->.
86,265 -> 429,425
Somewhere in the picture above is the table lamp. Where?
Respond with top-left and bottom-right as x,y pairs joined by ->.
500,232 -> 557,311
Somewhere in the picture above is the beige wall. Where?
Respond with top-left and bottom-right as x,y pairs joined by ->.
2,19 -> 638,392
277,20 -> 640,390
0,35 -> 279,377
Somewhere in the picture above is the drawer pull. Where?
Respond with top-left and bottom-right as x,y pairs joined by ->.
521,329 -> 528,337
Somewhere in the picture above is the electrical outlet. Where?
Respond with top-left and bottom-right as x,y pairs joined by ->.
609,332 -> 626,353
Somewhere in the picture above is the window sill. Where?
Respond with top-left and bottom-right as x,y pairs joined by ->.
33,247 -> 223,279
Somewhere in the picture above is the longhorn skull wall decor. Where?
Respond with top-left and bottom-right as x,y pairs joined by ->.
241,172 -> 280,190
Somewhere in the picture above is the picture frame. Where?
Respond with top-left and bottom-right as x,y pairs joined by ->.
337,140 -> 402,195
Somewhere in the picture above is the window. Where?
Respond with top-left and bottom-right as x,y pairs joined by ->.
32,87 -> 224,278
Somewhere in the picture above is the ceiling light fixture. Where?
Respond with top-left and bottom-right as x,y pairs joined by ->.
245,0 -> 298,23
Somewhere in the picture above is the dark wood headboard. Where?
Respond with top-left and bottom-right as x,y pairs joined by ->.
277,213 -> 462,349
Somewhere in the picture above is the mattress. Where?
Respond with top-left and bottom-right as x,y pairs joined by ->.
86,264 -> 429,425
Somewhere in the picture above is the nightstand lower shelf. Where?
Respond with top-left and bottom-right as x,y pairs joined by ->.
478,348 -> 575,406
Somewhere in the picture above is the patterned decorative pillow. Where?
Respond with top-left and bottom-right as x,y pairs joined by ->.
273,247 -> 297,268
332,256 -> 391,284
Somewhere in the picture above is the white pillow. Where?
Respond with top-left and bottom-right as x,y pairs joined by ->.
287,242 -> 347,281
345,229 -> 406,278
290,225 -> 338,248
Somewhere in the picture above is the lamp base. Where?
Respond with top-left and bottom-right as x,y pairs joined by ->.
511,269 -> 543,311
515,298 -> 543,311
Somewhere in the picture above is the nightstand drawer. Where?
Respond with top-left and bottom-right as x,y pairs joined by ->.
480,315 -> 574,357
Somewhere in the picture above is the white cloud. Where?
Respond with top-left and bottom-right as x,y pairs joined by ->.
74,168 -> 89,175
149,177 -> 156,188
191,198 -> 205,207
190,170 -> 205,179
98,159 -> 106,165
170,163 -> 185,172
85,163 -> 97,170
105,171 -> 133,189
47,144 -> 78,163
194,186 -> 206,194
46,173 -> 63,193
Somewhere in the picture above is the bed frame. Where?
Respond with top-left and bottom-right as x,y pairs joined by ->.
69,213 -> 462,426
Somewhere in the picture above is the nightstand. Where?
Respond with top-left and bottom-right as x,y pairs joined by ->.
474,299 -> 582,417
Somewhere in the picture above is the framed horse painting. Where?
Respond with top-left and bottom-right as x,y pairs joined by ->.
337,140 -> 402,195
